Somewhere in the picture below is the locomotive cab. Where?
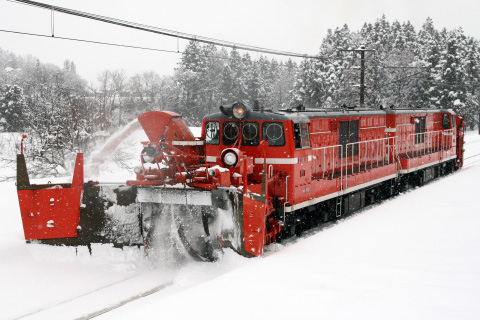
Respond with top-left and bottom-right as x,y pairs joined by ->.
201,103 -> 296,188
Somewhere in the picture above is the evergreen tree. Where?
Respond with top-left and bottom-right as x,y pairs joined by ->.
248,61 -> 265,106
0,84 -> 26,132
220,64 -> 235,105
177,41 -> 209,123
437,29 -> 466,110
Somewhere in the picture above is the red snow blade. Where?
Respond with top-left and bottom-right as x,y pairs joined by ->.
17,153 -> 84,240
242,194 -> 267,257
138,111 -> 195,143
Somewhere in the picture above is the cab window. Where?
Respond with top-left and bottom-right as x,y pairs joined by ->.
222,121 -> 259,146
241,122 -> 259,146
442,114 -> 450,129
205,121 -> 220,145
222,122 -> 240,146
294,123 -> 310,149
262,122 -> 285,146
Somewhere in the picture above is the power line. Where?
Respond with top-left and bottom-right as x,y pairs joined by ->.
424,80 -> 480,88
1,28 -> 299,64
380,69 -> 430,90
0,28 -> 182,54
11,0 -> 329,61
380,65 -> 429,69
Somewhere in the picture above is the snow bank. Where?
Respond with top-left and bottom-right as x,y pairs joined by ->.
97,131 -> 480,320
0,131 -> 479,320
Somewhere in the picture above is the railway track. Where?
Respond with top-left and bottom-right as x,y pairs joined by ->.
463,152 -> 480,168
12,272 -> 174,320
74,281 -> 173,320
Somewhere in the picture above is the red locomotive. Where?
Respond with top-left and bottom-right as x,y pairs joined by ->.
16,103 -> 465,260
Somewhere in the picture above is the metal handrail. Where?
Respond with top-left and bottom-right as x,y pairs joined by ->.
406,129 -> 453,159
312,137 -> 396,191
344,137 -> 396,189
345,137 -> 397,174
311,144 -> 342,180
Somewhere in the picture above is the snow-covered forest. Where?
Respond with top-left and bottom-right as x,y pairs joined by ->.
294,16 -> 480,121
1,16 -> 479,175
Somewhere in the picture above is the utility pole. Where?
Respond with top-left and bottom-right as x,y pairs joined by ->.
360,48 -> 366,107
338,46 -> 375,108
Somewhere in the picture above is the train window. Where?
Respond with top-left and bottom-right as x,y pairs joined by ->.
452,115 -> 456,128
205,121 -> 220,145
415,117 -> 426,143
442,114 -> 450,129
262,122 -> 285,146
294,123 -> 310,149
339,120 -> 359,158
241,122 -> 259,146
301,123 -> 310,148
223,122 -> 240,145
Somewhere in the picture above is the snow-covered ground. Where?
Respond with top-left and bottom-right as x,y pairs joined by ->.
1,131 -> 480,320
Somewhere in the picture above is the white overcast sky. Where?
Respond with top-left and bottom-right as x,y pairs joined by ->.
0,0 -> 479,83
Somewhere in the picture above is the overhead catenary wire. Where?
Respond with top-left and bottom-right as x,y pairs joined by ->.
0,28 -> 301,64
11,0 -> 330,61
423,80 -> 480,88
8,0 -> 472,104
0,28 -> 182,54
379,69 -> 431,87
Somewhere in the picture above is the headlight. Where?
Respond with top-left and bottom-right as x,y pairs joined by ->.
232,103 -> 247,119
221,148 -> 242,167
223,151 -> 238,166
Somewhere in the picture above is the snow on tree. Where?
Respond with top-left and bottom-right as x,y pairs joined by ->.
0,84 -> 25,132
291,14 -> 480,127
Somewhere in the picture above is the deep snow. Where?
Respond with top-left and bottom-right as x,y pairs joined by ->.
1,131 -> 479,320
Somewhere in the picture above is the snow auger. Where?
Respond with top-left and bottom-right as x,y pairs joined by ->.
16,109 -> 271,261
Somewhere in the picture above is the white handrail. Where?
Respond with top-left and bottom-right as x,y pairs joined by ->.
345,137 -> 396,174
406,129 -> 453,159
312,137 -> 396,190
311,144 -> 343,179
344,137 -> 396,189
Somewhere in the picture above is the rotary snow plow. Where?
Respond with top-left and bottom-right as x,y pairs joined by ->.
17,109 -> 271,261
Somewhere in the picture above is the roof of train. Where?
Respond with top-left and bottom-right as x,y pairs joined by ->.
204,107 -> 455,122
279,107 -> 455,118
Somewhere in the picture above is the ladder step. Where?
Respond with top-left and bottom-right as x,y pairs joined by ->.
335,196 -> 342,218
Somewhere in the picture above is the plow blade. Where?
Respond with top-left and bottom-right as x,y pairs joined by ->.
16,153 -> 263,259
17,154 -> 84,241
137,187 -> 263,259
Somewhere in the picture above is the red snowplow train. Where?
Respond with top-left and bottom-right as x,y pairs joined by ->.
16,103 -> 465,261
